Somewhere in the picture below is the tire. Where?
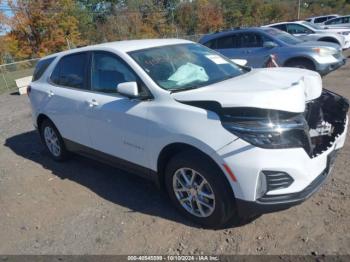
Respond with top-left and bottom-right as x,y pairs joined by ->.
285,59 -> 315,71
164,150 -> 237,228
39,119 -> 68,161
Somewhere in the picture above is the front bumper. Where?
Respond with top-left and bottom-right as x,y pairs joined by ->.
317,57 -> 346,76
235,149 -> 337,217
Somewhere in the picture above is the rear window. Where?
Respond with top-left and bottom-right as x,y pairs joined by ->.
32,57 -> 56,81
50,52 -> 89,89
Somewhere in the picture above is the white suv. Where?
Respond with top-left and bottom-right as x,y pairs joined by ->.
28,39 -> 349,228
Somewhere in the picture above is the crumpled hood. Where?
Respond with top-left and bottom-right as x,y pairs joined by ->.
171,67 -> 322,113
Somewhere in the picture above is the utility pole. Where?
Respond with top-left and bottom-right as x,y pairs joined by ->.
297,0 -> 301,20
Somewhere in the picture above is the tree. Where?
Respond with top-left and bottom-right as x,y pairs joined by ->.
6,0 -> 84,60
196,0 -> 224,33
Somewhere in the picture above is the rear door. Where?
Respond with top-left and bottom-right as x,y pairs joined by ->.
43,52 -> 92,147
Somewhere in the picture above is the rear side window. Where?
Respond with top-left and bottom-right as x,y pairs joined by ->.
32,57 -> 56,81
51,52 -> 89,89
343,16 -> 350,23
314,17 -> 328,23
217,35 -> 238,49
238,33 -> 263,48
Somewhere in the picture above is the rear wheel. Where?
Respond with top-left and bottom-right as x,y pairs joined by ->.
164,150 -> 237,228
40,119 -> 68,161
285,59 -> 315,71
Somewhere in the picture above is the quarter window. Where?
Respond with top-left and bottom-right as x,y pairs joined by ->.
51,52 -> 88,89
33,57 -> 56,81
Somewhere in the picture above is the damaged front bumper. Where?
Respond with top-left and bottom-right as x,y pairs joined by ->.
235,148 -> 340,217
218,89 -> 349,217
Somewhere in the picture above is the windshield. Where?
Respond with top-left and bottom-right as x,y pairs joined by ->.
129,43 -> 247,91
263,28 -> 302,45
302,21 -> 323,30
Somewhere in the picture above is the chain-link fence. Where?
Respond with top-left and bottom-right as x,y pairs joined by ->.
0,58 -> 39,94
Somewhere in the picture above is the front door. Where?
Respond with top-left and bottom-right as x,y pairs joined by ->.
86,51 -> 152,168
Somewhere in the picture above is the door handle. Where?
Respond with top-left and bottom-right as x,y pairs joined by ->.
47,90 -> 54,98
87,99 -> 99,107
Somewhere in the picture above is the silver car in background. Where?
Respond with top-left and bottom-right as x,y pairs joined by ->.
199,27 -> 346,76
323,15 -> 350,29
265,21 -> 350,49
306,14 -> 339,24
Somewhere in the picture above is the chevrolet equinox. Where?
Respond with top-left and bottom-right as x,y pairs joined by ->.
28,39 -> 349,228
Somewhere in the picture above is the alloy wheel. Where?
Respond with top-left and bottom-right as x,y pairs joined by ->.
172,168 -> 216,218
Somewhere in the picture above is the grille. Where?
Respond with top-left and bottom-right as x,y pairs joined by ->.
263,171 -> 294,191
333,52 -> 342,59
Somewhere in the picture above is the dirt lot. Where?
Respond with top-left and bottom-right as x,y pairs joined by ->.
0,58 -> 349,255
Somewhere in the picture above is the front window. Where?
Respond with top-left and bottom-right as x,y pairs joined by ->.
129,43 -> 247,92
301,21 -> 323,30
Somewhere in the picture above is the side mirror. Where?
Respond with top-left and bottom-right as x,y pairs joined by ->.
117,82 -> 139,98
263,41 -> 278,48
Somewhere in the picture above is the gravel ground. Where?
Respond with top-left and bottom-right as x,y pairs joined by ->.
0,57 -> 349,255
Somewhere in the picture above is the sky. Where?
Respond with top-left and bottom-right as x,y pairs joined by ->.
0,0 -> 13,35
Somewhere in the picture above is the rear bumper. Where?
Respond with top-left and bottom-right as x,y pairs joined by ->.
317,58 -> 346,76
235,150 -> 337,217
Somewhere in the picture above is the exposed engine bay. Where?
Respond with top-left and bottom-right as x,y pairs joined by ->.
304,89 -> 349,157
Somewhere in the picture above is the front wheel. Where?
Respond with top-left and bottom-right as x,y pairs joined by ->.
164,151 -> 237,228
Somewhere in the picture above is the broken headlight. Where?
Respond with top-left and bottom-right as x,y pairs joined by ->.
222,111 -> 309,149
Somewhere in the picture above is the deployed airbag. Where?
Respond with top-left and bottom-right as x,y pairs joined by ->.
168,63 -> 209,86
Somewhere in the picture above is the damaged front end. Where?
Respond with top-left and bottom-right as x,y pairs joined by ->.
304,89 -> 349,157
219,89 -> 349,157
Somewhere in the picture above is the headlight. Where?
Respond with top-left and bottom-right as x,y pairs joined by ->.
222,113 -> 309,149
312,47 -> 336,56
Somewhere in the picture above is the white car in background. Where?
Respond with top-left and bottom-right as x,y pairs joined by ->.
323,15 -> 350,29
265,21 -> 350,49
28,39 -> 349,227
306,14 -> 339,24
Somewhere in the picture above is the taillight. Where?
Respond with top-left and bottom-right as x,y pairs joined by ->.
27,85 -> 31,95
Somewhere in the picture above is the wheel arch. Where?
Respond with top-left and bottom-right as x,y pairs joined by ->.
283,56 -> 316,69
156,142 -> 236,197
318,37 -> 341,45
37,113 -> 53,131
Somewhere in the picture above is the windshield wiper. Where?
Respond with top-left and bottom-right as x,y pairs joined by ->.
169,86 -> 200,93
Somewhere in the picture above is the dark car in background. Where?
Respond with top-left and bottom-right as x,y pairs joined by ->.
199,27 -> 346,76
